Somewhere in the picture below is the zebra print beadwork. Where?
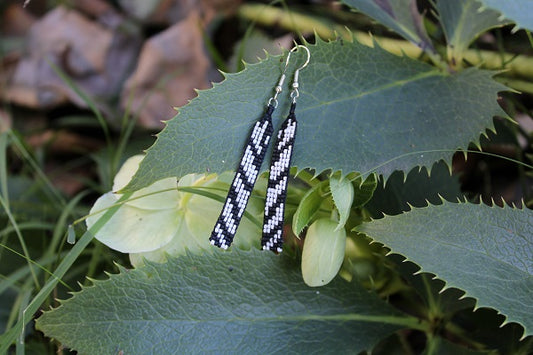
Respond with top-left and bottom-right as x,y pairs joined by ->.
262,102 -> 297,252
210,105 -> 275,249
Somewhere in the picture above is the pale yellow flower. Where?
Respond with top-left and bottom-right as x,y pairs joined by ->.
86,155 -> 264,267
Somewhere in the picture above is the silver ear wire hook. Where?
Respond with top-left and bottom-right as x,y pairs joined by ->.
286,45 -> 311,72
268,45 -> 311,107
287,45 -> 310,103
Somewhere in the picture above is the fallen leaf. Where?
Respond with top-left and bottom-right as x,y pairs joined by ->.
1,3 -> 36,36
118,0 -> 241,25
121,10 -> 211,128
48,161 -> 93,196
72,0 -> 115,19
0,52 -> 20,99
25,129 -> 104,196
5,6 -> 141,109
26,130 -> 102,154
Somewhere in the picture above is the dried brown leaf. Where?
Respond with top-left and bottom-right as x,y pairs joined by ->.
72,0 -> 115,19
121,10 -> 211,129
118,0 -> 241,25
1,4 -> 37,36
5,6 -> 140,109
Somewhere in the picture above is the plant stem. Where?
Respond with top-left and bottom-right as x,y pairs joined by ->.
494,76 -> 533,95
238,4 -> 533,81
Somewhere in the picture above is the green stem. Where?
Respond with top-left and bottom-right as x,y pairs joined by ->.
84,241 -> 104,285
15,289 -> 32,355
421,274 -> 438,315
0,132 -> 9,211
443,321 -> 488,351
238,4 -> 533,80
0,196 -> 40,290
494,76 -> 533,95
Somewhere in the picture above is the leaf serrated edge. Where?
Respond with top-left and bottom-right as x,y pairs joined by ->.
378,159 -> 455,191
126,36 -> 512,192
477,1 -> 530,32
355,198 -> 530,339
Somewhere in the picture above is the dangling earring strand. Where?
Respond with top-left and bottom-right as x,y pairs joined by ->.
209,53 -> 288,249
262,45 -> 311,253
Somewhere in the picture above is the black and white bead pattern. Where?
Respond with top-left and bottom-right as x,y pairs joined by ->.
262,103 -> 297,252
210,105 -> 275,249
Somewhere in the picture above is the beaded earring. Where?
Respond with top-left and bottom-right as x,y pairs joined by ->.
210,45 -> 310,251
262,46 -> 310,253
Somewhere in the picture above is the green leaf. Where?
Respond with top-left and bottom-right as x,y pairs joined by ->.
125,39 -> 507,192
330,174 -> 354,230
353,173 -> 378,209
302,218 -> 347,286
436,0 -> 511,63
479,0 -> 533,31
342,0 -> 435,54
292,180 -> 328,236
36,249 -> 412,354
394,261 -> 476,315
424,337 -> 490,355
366,160 -> 462,217
357,201 -> 533,335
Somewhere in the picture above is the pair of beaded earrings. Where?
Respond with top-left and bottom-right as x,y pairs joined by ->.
210,45 -> 310,253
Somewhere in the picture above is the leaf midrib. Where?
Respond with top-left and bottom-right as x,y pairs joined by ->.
302,69 -> 440,111
450,0 -> 476,49
42,313 -> 418,328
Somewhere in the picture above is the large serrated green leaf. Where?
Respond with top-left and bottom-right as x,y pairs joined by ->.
342,0 -> 435,54
437,0 -> 511,62
366,160 -> 462,217
479,0 -> 533,31
36,249 -> 412,354
357,201 -> 533,335
126,39 -> 507,192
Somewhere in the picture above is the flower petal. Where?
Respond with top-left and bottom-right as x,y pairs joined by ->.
129,218 -> 196,266
87,192 -> 180,253
113,155 -> 144,191
128,177 -> 179,210
129,173 -> 265,266
113,155 -> 180,210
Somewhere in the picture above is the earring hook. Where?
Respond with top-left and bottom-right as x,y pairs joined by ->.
287,45 -> 310,103
283,45 -> 311,74
268,45 -> 311,107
